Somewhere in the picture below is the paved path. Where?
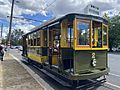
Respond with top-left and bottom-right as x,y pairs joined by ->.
0,53 -> 44,90
3,49 -> 120,90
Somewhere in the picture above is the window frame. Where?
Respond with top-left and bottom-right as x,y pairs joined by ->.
33,32 -> 37,46
30,34 -> 34,46
36,31 -> 41,46
76,19 -> 91,48
102,24 -> 108,48
92,21 -> 103,48
27,35 -> 31,46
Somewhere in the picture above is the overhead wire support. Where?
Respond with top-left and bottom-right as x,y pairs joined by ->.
7,16 -> 43,23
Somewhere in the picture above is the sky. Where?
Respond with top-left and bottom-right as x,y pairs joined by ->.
0,0 -> 120,38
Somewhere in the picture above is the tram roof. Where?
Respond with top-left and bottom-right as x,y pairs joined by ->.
23,13 -> 108,36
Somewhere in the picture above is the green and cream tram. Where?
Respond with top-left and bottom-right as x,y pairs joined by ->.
22,13 -> 109,86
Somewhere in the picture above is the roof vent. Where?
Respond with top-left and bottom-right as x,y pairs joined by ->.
84,4 -> 100,16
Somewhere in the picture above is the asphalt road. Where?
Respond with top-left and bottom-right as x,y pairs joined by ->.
108,53 -> 120,75
9,49 -> 120,90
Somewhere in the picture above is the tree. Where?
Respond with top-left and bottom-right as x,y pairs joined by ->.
10,29 -> 24,46
108,15 -> 120,51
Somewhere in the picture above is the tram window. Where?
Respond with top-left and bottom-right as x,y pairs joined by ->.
67,28 -> 73,47
53,30 -> 60,53
37,31 -> 41,46
103,25 -> 107,46
30,34 -> 33,46
77,21 -> 90,45
28,35 -> 31,46
61,19 -> 73,47
33,32 -> 37,46
43,30 -> 47,46
92,22 -> 102,47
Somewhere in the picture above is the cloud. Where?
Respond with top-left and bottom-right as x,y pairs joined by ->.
0,0 -> 120,37
48,0 -> 120,17
0,0 -> 119,20
2,23 -> 35,38
14,24 -> 35,33
2,26 -> 9,38
0,0 -> 47,19
0,0 -> 46,37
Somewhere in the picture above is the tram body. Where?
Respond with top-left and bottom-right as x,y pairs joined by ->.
22,13 -> 109,82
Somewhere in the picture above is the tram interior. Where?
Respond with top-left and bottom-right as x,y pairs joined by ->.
45,19 -> 74,72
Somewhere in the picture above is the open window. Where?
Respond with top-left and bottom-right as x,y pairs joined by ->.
92,21 -> 102,48
61,19 -> 73,48
30,34 -> 33,46
37,31 -> 41,46
33,32 -> 37,46
67,24 -> 73,47
103,24 -> 108,47
43,30 -> 47,47
28,35 -> 31,46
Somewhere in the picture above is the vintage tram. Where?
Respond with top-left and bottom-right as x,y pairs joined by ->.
22,13 -> 109,87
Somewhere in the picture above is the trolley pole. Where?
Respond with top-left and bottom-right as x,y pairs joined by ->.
7,0 -> 15,51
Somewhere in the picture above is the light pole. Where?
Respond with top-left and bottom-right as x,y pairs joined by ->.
7,0 -> 15,50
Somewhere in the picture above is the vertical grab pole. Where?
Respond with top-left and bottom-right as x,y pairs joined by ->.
69,27 -> 72,73
73,18 -> 77,74
58,22 -> 62,71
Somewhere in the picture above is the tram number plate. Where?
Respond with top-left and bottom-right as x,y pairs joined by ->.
91,52 -> 97,67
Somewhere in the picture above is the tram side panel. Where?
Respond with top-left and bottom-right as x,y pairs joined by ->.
27,47 -> 48,63
73,50 -> 108,80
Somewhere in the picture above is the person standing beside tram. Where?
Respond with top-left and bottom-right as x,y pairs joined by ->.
0,45 -> 4,61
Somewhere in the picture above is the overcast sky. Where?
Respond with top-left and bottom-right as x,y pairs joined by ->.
0,0 -> 120,37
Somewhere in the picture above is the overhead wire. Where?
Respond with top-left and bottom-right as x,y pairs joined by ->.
43,0 -> 57,10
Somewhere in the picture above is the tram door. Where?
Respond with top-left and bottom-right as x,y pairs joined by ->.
49,30 -> 60,66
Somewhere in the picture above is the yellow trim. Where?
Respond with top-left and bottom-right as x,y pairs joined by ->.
75,19 -> 91,49
28,53 -> 48,63
107,25 -> 109,48
73,18 -> 77,49
75,48 -> 108,50
90,20 -> 92,48
103,24 -> 108,48
102,24 -> 103,48
74,19 -> 108,50
52,55 -> 58,65
94,28 -> 98,46
41,30 -> 44,46
28,53 -> 58,65
60,19 -> 68,47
